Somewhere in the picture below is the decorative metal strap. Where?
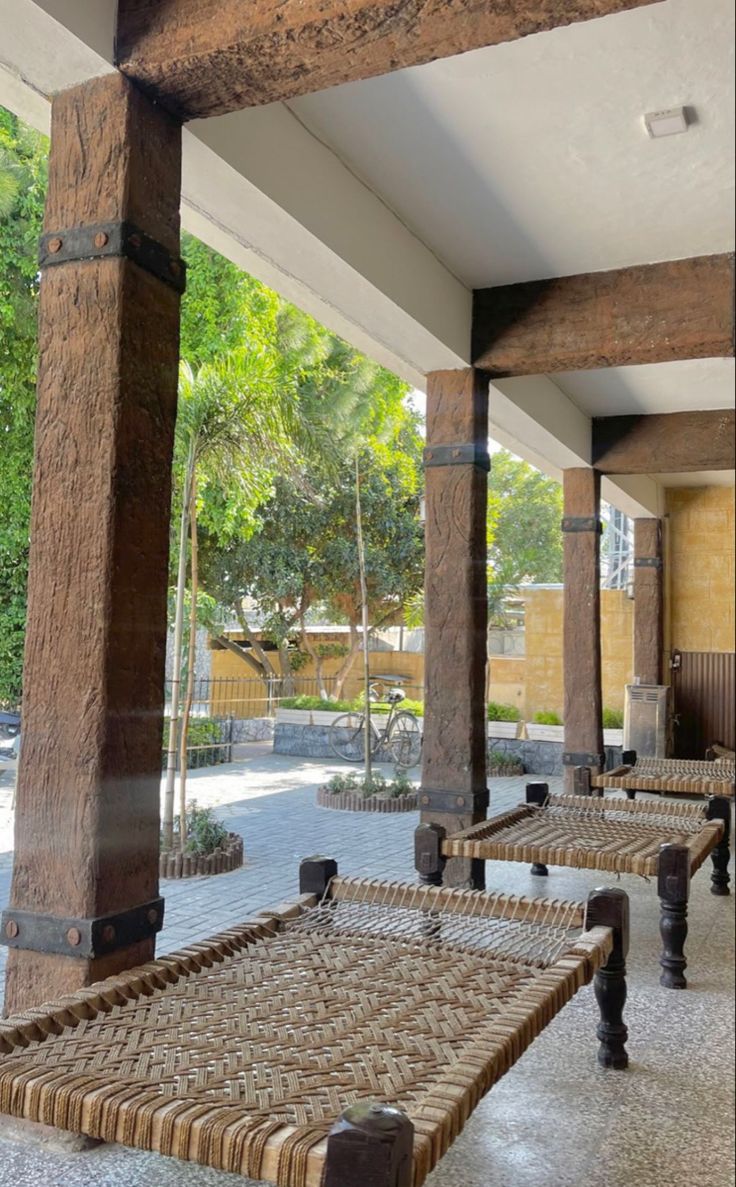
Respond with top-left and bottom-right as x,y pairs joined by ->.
561,516 -> 602,533
424,444 -> 490,471
562,751 -> 606,768
1,897 -> 164,959
634,556 -> 663,569
39,221 -> 186,293
419,787 -> 489,814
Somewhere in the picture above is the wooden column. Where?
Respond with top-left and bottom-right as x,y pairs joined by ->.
562,469 -> 604,792
3,74 -> 182,1014
419,369 -> 488,889
633,518 -> 663,684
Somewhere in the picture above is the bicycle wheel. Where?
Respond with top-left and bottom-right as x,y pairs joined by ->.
330,713 -> 376,762
387,711 -> 422,768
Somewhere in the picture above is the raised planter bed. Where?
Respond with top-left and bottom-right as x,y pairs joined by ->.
487,720 -> 521,739
604,729 -> 624,747
316,786 -> 418,812
159,832 -> 244,879
525,723 -> 565,743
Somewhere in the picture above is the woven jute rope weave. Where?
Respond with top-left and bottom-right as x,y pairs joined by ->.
592,757 -> 735,798
0,878 -> 612,1187
442,794 -> 724,877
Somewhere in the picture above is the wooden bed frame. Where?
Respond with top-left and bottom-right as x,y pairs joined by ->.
418,787 -> 731,990
0,861 -> 629,1187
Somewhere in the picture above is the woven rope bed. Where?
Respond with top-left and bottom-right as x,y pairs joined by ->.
429,791 -> 731,991
591,756 -> 735,799
0,869 -> 629,1187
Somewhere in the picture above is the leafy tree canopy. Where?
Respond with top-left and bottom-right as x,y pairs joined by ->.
487,448 -> 563,621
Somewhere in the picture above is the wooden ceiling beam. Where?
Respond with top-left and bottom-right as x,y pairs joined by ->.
592,410 -> 736,474
473,254 -> 734,375
116,0 -> 663,121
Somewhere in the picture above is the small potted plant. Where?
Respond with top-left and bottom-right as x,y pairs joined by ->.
602,707 -> 624,747
526,711 -> 565,742
487,701 -> 522,739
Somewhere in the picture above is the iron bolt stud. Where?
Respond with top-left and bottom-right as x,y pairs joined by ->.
147,909 -> 158,925
101,924 -> 116,945
94,231 -> 109,248
5,920 -> 19,939
47,237 -> 63,254
66,927 -> 81,947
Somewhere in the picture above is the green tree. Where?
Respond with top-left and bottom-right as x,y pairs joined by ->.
487,449 -> 563,620
202,430 -> 424,699
0,109 -> 47,706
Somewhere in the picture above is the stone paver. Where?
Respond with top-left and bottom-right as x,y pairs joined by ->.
0,749 -> 733,1187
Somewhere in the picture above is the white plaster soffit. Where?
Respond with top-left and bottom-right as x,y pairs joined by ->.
490,376 -> 664,518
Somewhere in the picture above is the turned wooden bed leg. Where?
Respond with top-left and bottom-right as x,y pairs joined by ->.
586,887 -> 629,1069
300,856 -> 338,898
573,766 -> 592,796
526,784 -> 549,875
706,796 -> 732,896
325,1102 -> 414,1187
415,823 -> 446,886
658,844 -> 690,989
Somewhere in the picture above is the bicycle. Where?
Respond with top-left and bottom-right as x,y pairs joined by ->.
329,688 -> 422,768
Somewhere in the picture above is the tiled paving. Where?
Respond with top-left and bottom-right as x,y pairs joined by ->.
0,747 -> 733,1187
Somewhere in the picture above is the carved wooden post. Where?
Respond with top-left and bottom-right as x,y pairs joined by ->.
325,1102 -> 414,1187
586,887 -> 629,1069
418,370 -> 489,889
705,797 -> 731,897
2,75 -> 182,1015
562,469 -> 604,793
526,783 -> 549,875
633,518 -> 663,684
658,843 -> 691,989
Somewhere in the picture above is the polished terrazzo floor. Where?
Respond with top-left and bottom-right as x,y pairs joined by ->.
0,764 -> 733,1187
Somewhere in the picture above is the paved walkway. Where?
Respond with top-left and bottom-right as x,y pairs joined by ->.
0,748 -> 733,1187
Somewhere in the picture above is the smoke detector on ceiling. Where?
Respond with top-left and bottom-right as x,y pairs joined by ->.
644,107 -> 689,138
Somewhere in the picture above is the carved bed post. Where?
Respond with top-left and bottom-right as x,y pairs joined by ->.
526,783 -> 550,875
3,74 -> 182,1016
586,887 -> 629,1069
562,469 -> 604,793
325,1102 -> 414,1187
418,369 -> 489,889
658,843 -> 691,989
705,796 -> 731,896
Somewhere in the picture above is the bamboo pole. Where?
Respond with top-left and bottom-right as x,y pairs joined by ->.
355,457 -> 372,779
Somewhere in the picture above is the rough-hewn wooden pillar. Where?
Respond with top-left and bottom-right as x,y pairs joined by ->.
419,369 -> 488,889
562,468 -> 604,792
633,518 -> 663,684
2,74 -> 182,1014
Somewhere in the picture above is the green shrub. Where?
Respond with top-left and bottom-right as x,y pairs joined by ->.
169,801 -> 229,856
486,701 -> 521,722
324,771 -> 415,799
533,710 -> 563,726
280,695 -> 356,712
488,749 -> 524,774
602,707 -> 624,729
162,717 -> 227,769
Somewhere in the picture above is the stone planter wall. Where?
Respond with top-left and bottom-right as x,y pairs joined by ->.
487,737 -> 623,778
316,786 -> 418,812
274,721 -> 395,762
231,716 -> 275,742
159,832 -> 244,879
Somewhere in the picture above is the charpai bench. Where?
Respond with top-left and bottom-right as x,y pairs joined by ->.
0,861 -> 629,1187
417,789 -> 731,990
592,755 -> 735,800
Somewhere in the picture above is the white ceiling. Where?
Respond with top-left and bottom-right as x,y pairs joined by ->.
554,358 -> 736,417
289,0 -> 735,288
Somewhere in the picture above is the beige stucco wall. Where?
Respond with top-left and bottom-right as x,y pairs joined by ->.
666,486 -> 735,654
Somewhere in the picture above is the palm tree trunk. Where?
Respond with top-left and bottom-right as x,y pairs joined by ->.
162,439 -> 195,850
177,475 -> 198,850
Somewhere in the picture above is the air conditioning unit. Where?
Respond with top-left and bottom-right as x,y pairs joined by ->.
624,684 -> 670,758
